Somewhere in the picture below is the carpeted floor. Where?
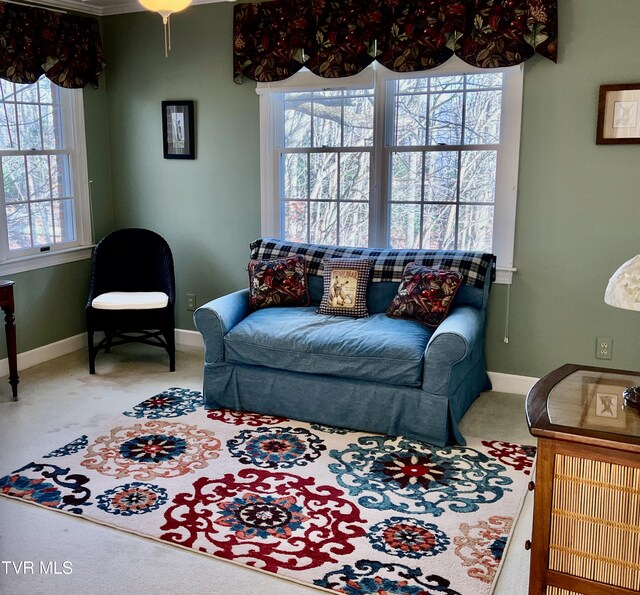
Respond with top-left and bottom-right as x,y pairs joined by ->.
0,344 -> 536,595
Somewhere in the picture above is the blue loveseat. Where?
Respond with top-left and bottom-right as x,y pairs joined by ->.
194,238 -> 495,446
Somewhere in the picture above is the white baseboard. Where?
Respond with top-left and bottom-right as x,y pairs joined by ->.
0,330 -> 535,396
488,371 -> 539,396
175,329 -> 204,348
0,329 -> 204,377
0,333 -> 87,378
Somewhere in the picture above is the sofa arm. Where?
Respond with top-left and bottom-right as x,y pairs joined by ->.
423,306 -> 484,394
193,289 -> 249,364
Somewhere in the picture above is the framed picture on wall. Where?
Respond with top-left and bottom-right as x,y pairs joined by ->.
162,100 -> 195,159
596,83 -> 640,144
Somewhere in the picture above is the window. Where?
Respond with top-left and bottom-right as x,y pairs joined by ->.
259,57 -> 523,283
387,73 -> 503,253
280,88 -> 374,247
0,77 -> 92,273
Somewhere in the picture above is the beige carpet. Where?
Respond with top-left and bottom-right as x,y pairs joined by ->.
0,344 -> 535,595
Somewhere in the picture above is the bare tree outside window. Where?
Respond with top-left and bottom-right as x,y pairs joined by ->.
280,89 -> 373,247
277,71 -> 504,253
388,73 -> 502,252
1,78 -> 76,254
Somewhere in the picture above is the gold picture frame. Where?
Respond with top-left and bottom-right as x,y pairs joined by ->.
580,376 -> 633,431
596,83 -> 640,144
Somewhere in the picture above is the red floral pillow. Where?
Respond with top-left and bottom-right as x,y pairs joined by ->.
386,263 -> 463,327
248,255 -> 310,310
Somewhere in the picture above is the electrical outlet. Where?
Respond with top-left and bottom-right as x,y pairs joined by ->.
595,337 -> 612,360
187,293 -> 196,311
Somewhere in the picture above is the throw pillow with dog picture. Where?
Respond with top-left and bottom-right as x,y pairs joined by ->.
317,258 -> 372,318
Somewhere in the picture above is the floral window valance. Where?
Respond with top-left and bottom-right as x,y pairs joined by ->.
233,0 -> 557,83
0,1 -> 105,89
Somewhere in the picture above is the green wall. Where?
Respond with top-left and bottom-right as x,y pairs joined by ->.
103,4 -> 260,332
66,0 -> 631,378
485,0 -> 640,376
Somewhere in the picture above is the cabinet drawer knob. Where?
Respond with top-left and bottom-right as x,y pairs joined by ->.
528,481 -> 535,491
524,540 -> 532,550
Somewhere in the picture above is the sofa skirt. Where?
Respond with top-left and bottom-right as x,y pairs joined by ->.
201,360 -> 490,446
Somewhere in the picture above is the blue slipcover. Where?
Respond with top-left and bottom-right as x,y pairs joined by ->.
224,307 -> 431,387
194,239 -> 495,446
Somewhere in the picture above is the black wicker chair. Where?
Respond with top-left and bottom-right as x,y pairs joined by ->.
86,228 -> 176,374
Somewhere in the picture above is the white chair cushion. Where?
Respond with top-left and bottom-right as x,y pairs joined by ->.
91,291 -> 169,310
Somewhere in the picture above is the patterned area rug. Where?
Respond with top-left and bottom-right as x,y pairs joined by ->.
0,388 -> 535,594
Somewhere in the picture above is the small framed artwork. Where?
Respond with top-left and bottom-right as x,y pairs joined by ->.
596,83 -> 640,144
162,100 -> 195,159
580,376 -> 633,431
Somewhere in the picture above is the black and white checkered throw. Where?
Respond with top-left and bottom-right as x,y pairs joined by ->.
249,238 -> 495,289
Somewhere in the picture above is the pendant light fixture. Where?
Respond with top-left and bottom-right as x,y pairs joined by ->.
138,0 -> 192,57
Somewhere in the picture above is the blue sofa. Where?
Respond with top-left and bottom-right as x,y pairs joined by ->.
194,239 -> 495,446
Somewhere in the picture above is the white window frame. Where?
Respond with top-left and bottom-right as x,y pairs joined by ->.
258,56 -> 523,284
0,83 -> 93,276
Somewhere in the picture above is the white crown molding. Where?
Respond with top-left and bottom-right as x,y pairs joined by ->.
16,0 -> 234,17
12,0 -> 104,16
99,0 -> 234,17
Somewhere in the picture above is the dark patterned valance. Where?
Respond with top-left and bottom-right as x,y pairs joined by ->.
0,1 -> 105,88
233,0 -> 557,83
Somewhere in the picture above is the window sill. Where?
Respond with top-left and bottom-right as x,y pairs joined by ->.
495,267 -> 516,285
0,245 -> 94,277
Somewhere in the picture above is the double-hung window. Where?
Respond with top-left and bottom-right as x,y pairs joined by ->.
278,88 -> 374,248
259,57 -> 523,283
0,77 -> 92,274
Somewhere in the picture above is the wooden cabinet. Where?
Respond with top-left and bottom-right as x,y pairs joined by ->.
526,364 -> 640,595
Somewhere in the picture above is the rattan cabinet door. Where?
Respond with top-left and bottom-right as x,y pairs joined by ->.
529,438 -> 640,595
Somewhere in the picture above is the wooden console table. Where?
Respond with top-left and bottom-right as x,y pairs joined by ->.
0,280 -> 18,400
526,363 -> 640,595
